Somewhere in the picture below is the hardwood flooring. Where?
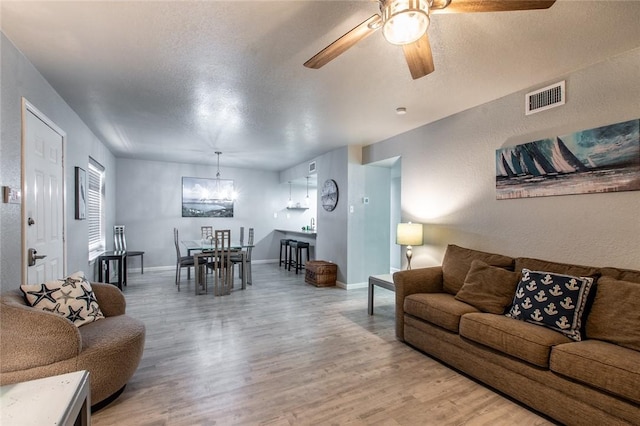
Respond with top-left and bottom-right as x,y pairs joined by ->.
92,264 -> 554,425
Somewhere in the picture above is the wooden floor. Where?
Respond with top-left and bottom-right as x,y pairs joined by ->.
92,264 -> 554,426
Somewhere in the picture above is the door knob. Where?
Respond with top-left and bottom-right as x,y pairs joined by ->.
28,248 -> 47,267
28,217 -> 35,226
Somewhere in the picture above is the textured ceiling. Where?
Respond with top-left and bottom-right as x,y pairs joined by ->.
2,1 -> 640,171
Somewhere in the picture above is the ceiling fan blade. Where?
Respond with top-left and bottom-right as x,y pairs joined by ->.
431,0 -> 555,14
304,14 -> 382,69
403,33 -> 435,80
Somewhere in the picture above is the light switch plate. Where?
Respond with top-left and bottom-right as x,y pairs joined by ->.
2,186 -> 21,204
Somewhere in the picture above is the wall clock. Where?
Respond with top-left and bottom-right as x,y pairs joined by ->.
321,179 -> 339,212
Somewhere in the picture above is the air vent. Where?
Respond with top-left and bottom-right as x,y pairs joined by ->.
525,81 -> 565,115
308,161 -> 316,174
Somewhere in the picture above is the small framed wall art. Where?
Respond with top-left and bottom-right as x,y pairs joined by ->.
75,167 -> 86,220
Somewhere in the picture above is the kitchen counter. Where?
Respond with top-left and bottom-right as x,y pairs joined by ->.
275,229 -> 317,237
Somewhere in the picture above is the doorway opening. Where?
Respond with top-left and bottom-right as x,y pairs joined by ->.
363,156 -> 401,275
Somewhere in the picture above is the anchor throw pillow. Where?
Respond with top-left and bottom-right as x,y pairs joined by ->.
506,268 -> 595,341
21,271 -> 104,327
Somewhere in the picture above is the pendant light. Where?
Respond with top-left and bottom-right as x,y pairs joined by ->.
304,176 -> 310,207
214,151 -> 223,199
287,181 -> 293,208
213,151 -> 237,200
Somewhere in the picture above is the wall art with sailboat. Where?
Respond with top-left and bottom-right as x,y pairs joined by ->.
496,118 -> 639,200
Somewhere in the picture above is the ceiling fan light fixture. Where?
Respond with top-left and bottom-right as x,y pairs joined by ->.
382,0 -> 430,46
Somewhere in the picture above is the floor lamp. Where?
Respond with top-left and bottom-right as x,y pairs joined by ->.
396,222 -> 423,270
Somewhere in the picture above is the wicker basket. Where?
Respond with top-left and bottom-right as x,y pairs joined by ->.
305,261 -> 337,287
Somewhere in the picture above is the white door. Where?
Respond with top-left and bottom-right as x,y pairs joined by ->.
23,100 -> 66,284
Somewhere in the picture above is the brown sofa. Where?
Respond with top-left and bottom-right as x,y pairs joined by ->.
0,282 -> 145,406
394,244 -> 640,425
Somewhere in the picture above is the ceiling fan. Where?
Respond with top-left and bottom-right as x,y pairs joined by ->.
304,0 -> 556,80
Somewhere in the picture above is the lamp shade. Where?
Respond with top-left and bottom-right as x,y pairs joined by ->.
396,222 -> 423,246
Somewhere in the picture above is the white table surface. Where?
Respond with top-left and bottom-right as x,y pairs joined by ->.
0,370 -> 90,426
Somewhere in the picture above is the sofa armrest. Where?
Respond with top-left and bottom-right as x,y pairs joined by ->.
91,283 -> 126,317
0,297 -> 81,373
393,266 -> 444,341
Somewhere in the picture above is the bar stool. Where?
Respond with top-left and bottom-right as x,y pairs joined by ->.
279,239 -> 295,268
288,241 -> 310,274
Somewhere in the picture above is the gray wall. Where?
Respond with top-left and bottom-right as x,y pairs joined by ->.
281,145 -> 376,286
280,146 -> 355,284
115,157 -> 317,269
314,147 -> 350,283
1,33 -> 116,292
363,47 -> 640,270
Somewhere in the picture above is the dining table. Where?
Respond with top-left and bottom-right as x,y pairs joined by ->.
181,240 -> 253,294
181,240 -> 252,257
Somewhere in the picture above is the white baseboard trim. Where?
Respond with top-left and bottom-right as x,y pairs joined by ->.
252,259 -> 279,265
126,263 -> 370,291
127,260 -> 280,274
127,265 -> 174,273
336,281 -> 367,290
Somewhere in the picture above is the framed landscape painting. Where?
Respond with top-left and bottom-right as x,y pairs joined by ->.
496,118 -> 640,199
182,177 -> 234,217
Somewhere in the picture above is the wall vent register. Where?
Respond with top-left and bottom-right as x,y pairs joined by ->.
525,80 -> 565,115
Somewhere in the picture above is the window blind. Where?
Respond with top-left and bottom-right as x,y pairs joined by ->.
88,158 -> 105,259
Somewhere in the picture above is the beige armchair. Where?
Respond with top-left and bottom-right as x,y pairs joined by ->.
0,283 -> 145,407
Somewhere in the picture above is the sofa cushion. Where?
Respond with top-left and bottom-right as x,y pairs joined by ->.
515,257 -> 600,278
455,260 -> 520,314
550,340 -> 640,404
600,266 -> 640,283
460,312 -> 572,368
404,293 -> 478,333
506,269 -> 595,341
441,245 -> 514,295
21,271 -> 104,327
585,276 -> 640,351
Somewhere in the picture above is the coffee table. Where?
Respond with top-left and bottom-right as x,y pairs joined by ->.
368,274 -> 395,315
0,370 -> 90,425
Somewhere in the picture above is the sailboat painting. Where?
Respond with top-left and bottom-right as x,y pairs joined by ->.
496,119 -> 640,199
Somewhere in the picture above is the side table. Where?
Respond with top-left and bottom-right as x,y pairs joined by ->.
98,251 -> 127,289
368,274 -> 395,315
0,370 -> 91,426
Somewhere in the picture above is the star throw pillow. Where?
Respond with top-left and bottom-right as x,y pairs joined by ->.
506,268 -> 595,341
21,271 -> 104,327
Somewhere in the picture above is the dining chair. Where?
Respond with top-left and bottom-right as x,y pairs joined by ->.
201,226 -> 213,242
245,228 -> 254,285
212,229 -> 233,295
174,228 -> 207,291
193,251 -> 214,295
114,225 -> 145,274
231,227 -> 253,285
